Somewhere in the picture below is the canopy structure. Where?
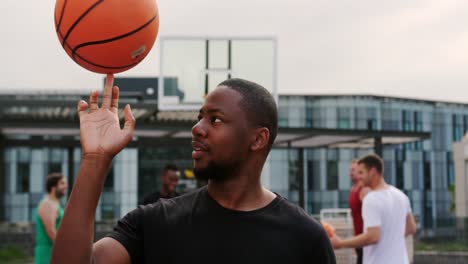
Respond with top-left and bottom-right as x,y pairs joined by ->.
0,93 -> 430,154
274,127 -> 430,155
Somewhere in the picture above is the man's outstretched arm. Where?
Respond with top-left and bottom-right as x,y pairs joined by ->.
331,226 -> 380,249
51,74 -> 135,264
38,201 -> 58,242
405,212 -> 417,236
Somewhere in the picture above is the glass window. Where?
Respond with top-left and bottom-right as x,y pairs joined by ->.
452,114 -> 463,142
414,111 -> 423,131
381,107 -> 391,130
327,160 -> 338,190
413,112 -> 423,150
287,149 -> 302,205
396,161 -> 404,190
338,108 -> 350,129
49,148 -> 63,163
309,106 -> 322,128
101,191 -> 114,220
383,160 -> 393,183
104,166 -> 114,192
423,152 -> 431,191
278,106 -> 289,127
355,108 -> 366,129
338,120 -> 350,129
396,149 -> 405,160
447,165 -> 454,186
447,152 -> 454,186
17,148 -> 31,162
366,107 -> 377,130
305,107 -> 314,128
395,149 -> 405,189
48,163 -> 62,174
412,161 -> 421,189
17,162 -> 30,193
402,110 -> 414,148
307,161 -> 321,191
464,115 -> 468,135
413,142 -> 422,151
402,110 -> 412,131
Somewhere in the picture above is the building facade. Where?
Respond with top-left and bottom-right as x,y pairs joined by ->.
1,94 -> 465,235
276,95 -> 464,234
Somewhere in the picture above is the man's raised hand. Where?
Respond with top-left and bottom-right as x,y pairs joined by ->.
77,74 -> 135,158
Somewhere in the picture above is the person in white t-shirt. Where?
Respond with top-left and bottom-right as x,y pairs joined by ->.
330,154 -> 417,264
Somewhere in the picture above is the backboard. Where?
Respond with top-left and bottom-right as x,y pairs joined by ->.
158,37 -> 277,111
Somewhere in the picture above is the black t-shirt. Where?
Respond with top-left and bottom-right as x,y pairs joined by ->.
140,191 -> 180,205
107,186 -> 336,264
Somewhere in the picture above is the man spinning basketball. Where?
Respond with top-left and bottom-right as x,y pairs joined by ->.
51,75 -> 335,264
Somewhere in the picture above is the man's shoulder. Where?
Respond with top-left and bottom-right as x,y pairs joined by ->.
362,190 -> 381,207
388,186 -> 411,206
139,187 -> 205,216
162,187 -> 204,206
274,197 -> 332,254
37,198 -> 58,212
363,185 -> 408,205
275,197 -> 324,235
363,190 -> 377,200
389,185 -> 406,196
140,191 -> 159,204
276,197 -> 310,218
379,185 -> 408,202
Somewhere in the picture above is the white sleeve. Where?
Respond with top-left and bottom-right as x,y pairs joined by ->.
362,195 -> 381,229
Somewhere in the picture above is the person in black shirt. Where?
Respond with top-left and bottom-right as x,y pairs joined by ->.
51,75 -> 336,264
109,185 -> 334,263
140,163 -> 180,205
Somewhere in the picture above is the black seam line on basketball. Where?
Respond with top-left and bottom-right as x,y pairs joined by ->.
74,51 -> 142,69
71,15 -> 157,60
61,0 -> 105,48
59,29 -> 138,69
55,0 -> 68,32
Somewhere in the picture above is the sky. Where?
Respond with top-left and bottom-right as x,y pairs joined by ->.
1,0 -> 468,103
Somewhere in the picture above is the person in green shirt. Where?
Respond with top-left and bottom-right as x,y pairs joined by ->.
34,173 -> 68,264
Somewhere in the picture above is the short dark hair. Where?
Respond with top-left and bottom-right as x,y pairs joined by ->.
358,154 -> 384,174
46,173 -> 64,193
163,163 -> 178,173
218,78 -> 278,151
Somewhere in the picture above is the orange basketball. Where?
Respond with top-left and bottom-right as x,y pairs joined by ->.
54,0 -> 159,74
321,221 -> 336,238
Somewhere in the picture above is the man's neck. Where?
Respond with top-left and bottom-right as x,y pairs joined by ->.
370,177 -> 387,191
159,188 -> 171,197
207,170 -> 276,212
159,189 -> 168,197
47,193 -> 59,203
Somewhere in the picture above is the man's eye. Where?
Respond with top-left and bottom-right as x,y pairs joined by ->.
212,117 -> 222,123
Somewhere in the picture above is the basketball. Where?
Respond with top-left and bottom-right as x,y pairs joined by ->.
321,221 -> 336,238
54,0 -> 159,74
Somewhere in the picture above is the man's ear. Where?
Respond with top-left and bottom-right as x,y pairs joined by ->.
251,127 -> 270,151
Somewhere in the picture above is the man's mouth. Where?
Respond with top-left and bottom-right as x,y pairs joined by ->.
192,141 -> 208,151
192,141 -> 208,159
